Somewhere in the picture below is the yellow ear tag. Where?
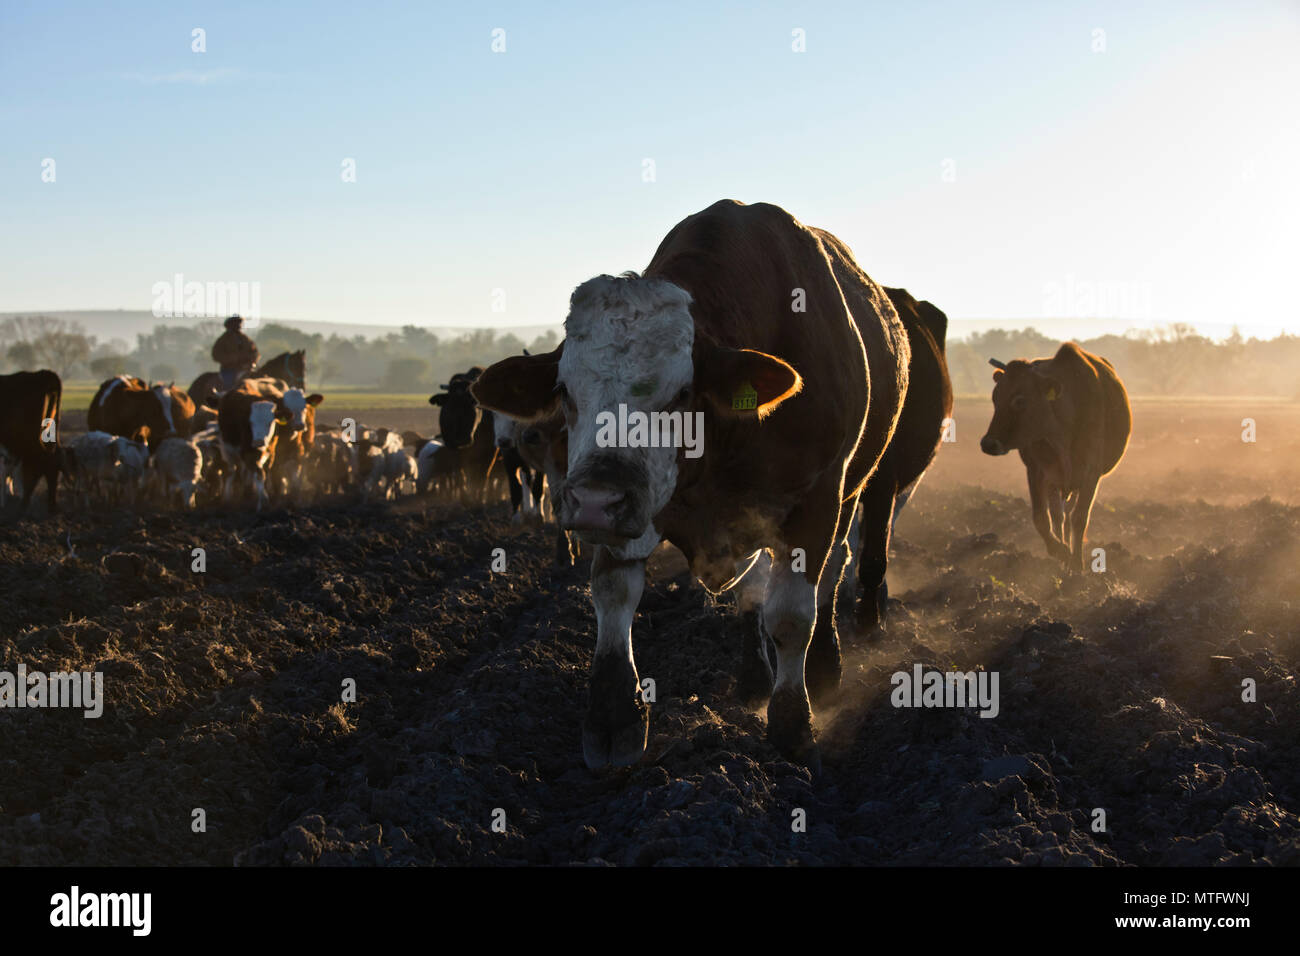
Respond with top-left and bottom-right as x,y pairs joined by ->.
1046,385 -> 1059,401
732,382 -> 758,411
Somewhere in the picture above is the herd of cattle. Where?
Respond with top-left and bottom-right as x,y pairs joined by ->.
0,199 -> 1133,770
0,358 -> 553,519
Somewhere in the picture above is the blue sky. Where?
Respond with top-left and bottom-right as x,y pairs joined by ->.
1,0 -> 1297,338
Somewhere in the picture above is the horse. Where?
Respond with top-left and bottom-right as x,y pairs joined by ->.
188,350 -> 306,409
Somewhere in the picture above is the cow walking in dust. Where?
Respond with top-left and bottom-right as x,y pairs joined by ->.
472,200 -> 908,770
980,342 -> 1131,571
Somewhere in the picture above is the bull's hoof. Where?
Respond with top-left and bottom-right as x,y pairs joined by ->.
854,607 -> 888,644
767,687 -> 820,770
582,708 -> 649,769
582,655 -> 650,769
854,594 -> 881,628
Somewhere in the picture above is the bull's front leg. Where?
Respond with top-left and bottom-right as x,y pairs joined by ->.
735,550 -> 775,708
806,495 -> 859,704
763,550 -> 821,771
1028,466 -> 1072,565
855,477 -> 897,634
1067,474 -> 1101,572
582,546 -> 650,769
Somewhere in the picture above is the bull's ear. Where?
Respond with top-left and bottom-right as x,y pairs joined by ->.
696,344 -> 801,420
429,394 -> 446,406
992,369 -> 1004,382
1036,373 -> 1062,401
471,346 -> 563,421
307,393 -> 324,406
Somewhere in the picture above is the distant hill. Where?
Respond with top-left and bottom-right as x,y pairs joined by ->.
3,310 -> 1280,347
0,310 -> 561,344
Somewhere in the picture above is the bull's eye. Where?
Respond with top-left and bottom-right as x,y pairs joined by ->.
556,382 -> 576,418
675,386 -> 692,405
1011,394 -> 1027,411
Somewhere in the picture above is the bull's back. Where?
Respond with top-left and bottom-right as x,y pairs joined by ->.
1094,355 -> 1131,475
811,231 -> 910,494
1056,344 -> 1131,479
644,201 -> 881,490
880,288 -> 953,490
1,370 -> 61,457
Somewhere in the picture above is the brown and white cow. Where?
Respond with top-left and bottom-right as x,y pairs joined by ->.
0,370 -> 62,514
150,382 -> 197,439
472,200 -> 908,769
87,376 -> 191,449
217,378 -> 307,510
269,390 -> 324,503
980,342 -> 1131,570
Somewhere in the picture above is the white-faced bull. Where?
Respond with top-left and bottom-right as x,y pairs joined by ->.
472,199 -> 909,770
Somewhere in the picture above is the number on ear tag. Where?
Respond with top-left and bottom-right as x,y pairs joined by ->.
732,382 -> 758,411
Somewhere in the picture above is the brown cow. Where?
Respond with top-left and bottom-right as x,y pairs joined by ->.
0,370 -> 62,513
87,376 -> 188,449
471,199 -> 908,769
980,342 -> 1131,570
428,372 -> 502,504
151,383 -> 196,438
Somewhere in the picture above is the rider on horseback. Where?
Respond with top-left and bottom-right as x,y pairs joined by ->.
212,315 -> 260,390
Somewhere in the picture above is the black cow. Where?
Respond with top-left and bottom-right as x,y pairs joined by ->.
852,287 -> 954,631
0,370 -> 62,514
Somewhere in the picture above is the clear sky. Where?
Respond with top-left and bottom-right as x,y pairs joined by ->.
2,1 -> 1297,338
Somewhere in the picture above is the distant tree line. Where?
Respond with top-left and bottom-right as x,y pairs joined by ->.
1,314 -> 1294,398
948,324 -> 1300,398
0,316 -> 560,393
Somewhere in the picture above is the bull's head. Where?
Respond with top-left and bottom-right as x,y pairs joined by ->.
429,372 -> 482,449
492,410 -> 519,449
279,388 -> 324,434
249,400 -> 280,452
980,357 -> 1064,457
471,274 -> 800,550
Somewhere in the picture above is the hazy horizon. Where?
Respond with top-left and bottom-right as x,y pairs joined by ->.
3,1 -> 1297,339
0,307 -> 1290,347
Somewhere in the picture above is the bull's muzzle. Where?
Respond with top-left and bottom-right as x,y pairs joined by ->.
980,435 -> 1007,456
561,455 -> 649,541
562,483 -> 626,534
